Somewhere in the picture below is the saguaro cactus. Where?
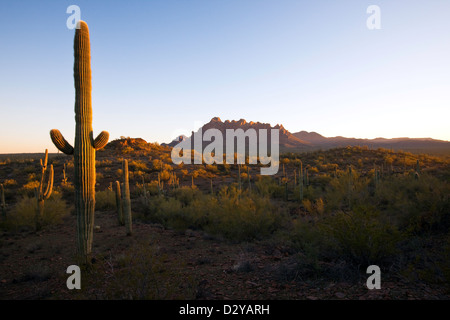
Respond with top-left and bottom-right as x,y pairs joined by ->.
305,167 -> 309,186
50,21 -> 109,264
114,181 -> 124,226
122,160 -> 132,235
34,149 -> 54,231
62,163 -> 68,184
298,160 -> 303,185
141,176 -> 148,204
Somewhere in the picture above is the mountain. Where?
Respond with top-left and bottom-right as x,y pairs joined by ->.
164,117 -> 312,152
293,131 -> 450,154
164,117 -> 450,155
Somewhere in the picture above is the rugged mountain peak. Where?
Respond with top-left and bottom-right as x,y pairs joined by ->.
210,117 -> 222,123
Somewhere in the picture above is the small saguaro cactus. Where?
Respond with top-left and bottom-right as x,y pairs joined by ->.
299,176 -> 303,201
157,172 -> 162,195
305,167 -> 309,186
416,159 -> 421,174
34,149 -> 54,231
49,21 -> 109,264
114,181 -> 124,226
1,184 -> 6,219
62,163 -> 68,184
298,160 -> 303,185
141,176 -> 148,204
374,167 -> 380,188
122,160 -> 132,236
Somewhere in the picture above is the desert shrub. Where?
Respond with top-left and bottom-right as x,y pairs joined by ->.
206,164 -> 219,174
319,206 -> 403,266
4,192 -> 70,231
206,187 -> 284,241
20,180 -> 40,197
325,170 -> 370,211
27,173 -> 38,181
302,199 -> 314,214
95,190 -> 116,211
302,198 -> 325,216
141,185 -> 283,242
180,169 -> 189,177
152,159 -> 163,171
3,179 -> 17,187
172,186 -> 203,206
86,243 -> 196,299
254,175 -> 275,197
129,160 -> 149,172
254,176 -> 285,199
374,173 -> 450,234
96,159 -> 114,167
160,169 -> 171,181
122,146 -> 134,154
60,182 -> 75,196
192,168 -> 211,179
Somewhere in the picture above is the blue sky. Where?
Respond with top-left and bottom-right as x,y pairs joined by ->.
1,0 -> 449,153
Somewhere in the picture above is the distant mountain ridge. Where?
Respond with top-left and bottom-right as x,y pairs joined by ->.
164,117 -> 312,152
293,131 -> 450,154
164,117 -> 450,155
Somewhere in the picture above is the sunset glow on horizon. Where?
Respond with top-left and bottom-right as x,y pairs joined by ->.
1,0 -> 450,153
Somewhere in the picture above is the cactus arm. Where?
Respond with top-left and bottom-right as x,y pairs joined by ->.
43,164 -> 54,200
43,149 -> 48,168
50,129 -> 74,155
93,131 -> 110,150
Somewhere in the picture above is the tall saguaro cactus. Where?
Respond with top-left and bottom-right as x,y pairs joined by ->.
34,149 -> 54,231
122,160 -> 132,235
114,181 -> 124,226
50,21 -> 109,264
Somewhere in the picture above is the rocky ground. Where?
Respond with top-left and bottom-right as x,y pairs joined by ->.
0,210 -> 448,300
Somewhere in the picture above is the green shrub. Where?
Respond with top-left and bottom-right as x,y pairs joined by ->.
96,190 -> 116,211
4,192 -> 70,231
140,185 -> 283,242
374,174 -> 450,234
320,206 -> 403,266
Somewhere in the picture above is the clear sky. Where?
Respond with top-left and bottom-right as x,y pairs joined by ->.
1,0 -> 449,153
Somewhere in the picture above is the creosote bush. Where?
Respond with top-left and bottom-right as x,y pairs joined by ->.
5,192 -> 70,231
141,185 -> 284,242
95,189 -> 116,211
